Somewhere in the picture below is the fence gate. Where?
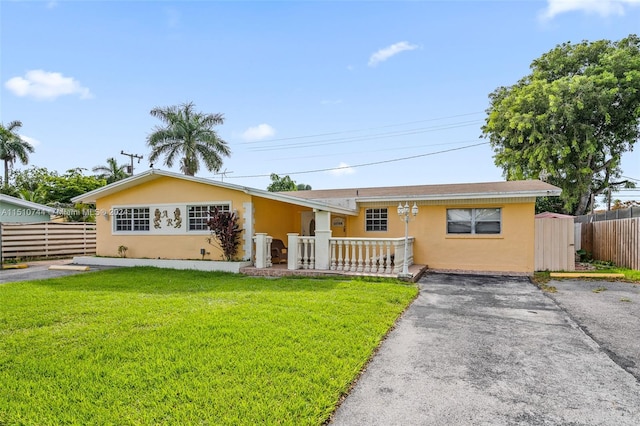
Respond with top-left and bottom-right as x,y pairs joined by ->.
535,217 -> 575,271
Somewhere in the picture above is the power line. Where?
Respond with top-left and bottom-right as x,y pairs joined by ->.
239,111 -> 485,145
247,120 -> 482,152
226,141 -> 490,179
273,139 -> 483,162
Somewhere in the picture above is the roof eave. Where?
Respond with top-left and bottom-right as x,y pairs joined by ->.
71,169 -> 359,215
357,189 -> 562,203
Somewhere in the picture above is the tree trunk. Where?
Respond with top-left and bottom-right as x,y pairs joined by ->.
3,160 -> 8,187
574,192 -> 592,216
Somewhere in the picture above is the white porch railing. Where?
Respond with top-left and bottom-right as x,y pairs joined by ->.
329,237 -> 414,274
252,234 -> 415,275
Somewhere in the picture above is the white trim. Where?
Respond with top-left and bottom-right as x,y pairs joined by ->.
73,256 -> 252,273
71,169 -> 358,216
186,202 -> 232,232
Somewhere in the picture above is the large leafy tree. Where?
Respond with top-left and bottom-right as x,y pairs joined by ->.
267,173 -> 297,192
10,166 -> 106,204
482,35 -> 640,215
0,120 -> 35,187
92,157 -> 128,183
266,173 -> 312,192
147,102 -> 231,176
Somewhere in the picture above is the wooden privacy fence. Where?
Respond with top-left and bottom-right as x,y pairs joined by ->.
579,218 -> 640,270
0,222 -> 96,259
534,217 -> 575,271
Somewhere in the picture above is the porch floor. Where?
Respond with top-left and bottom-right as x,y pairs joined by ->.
240,263 -> 428,282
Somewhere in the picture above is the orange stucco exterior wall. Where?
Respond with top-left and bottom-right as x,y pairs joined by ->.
345,202 -> 536,273
252,197 -> 309,242
95,177 -> 252,260
93,175 -> 536,273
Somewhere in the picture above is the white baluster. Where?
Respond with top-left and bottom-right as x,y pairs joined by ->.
309,238 -> 316,269
266,236 -> 273,268
330,240 -> 337,270
356,241 -> 364,272
297,238 -> 303,269
302,238 -> 309,269
350,241 -> 358,271
337,240 -> 344,271
343,240 -> 350,272
363,241 -> 371,273
385,241 -> 392,274
393,239 -> 404,274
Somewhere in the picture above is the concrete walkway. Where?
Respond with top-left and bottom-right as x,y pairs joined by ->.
0,259 -> 113,284
330,273 -> 640,425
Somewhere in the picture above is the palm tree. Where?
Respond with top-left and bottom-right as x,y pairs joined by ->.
92,157 -> 128,183
147,102 -> 231,176
18,187 -> 48,204
0,121 -> 35,187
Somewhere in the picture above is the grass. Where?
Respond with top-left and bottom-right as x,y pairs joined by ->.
534,266 -> 640,286
0,267 -> 418,425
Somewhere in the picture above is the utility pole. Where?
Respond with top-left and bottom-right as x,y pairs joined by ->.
120,150 -> 143,176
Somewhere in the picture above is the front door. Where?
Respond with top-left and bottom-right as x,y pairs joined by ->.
331,215 -> 347,237
301,211 -> 315,236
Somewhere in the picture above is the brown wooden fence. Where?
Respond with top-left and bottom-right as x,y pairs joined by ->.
0,222 -> 96,259
578,218 -> 640,270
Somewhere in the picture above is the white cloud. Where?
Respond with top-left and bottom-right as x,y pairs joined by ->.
19,135 -> 41,147
328,162 -> 355,177
47,1 -> 58,9
241,123 -> 276,141
368,41 -> 418,67
5,70 -> 93,100
541,0 -> 640,19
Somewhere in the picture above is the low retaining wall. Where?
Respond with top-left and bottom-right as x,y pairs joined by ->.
72,256 -> 252,273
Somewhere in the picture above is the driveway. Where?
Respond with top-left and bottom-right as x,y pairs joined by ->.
545,278 -> 640,381
330,273 -> 640,425
0,259 -> 114,284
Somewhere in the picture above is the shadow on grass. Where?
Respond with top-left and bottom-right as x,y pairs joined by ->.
27,266 -> 406,294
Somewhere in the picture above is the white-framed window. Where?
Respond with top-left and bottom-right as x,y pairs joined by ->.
188,204 -> 230,231
447,208 -> 501,234
114,207 -> 150,232
365,208 -> 388,232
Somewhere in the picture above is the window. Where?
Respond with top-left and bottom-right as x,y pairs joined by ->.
365,208 -> 388,231
188,204 -> 230,231
114,207 -> 150,231
447,208 -> 501,234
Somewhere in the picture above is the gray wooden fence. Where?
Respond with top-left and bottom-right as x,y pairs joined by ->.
0,222 -> 96,259
577,218 -> 640,270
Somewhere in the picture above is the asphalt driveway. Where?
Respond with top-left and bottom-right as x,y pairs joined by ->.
330,273 -> 640,425
545,278 -> 640,381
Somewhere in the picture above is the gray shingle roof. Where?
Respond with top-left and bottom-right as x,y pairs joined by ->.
282,180 -> 561,201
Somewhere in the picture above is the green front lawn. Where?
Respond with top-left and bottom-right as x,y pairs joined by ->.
0,267 -> 417,425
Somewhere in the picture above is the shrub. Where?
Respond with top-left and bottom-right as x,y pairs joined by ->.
206,207 -> 243,261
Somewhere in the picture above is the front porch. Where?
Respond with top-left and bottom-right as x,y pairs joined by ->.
251,232 -> 424,281
240,262 -> 428,282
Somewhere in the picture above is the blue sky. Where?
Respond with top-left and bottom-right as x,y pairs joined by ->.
2,0 -> 640,199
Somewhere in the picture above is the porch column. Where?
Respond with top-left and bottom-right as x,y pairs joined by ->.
254,233 -> 268,268
287,233 -> 299,270
314,210 -> 332,270
242,202 -> 254,261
